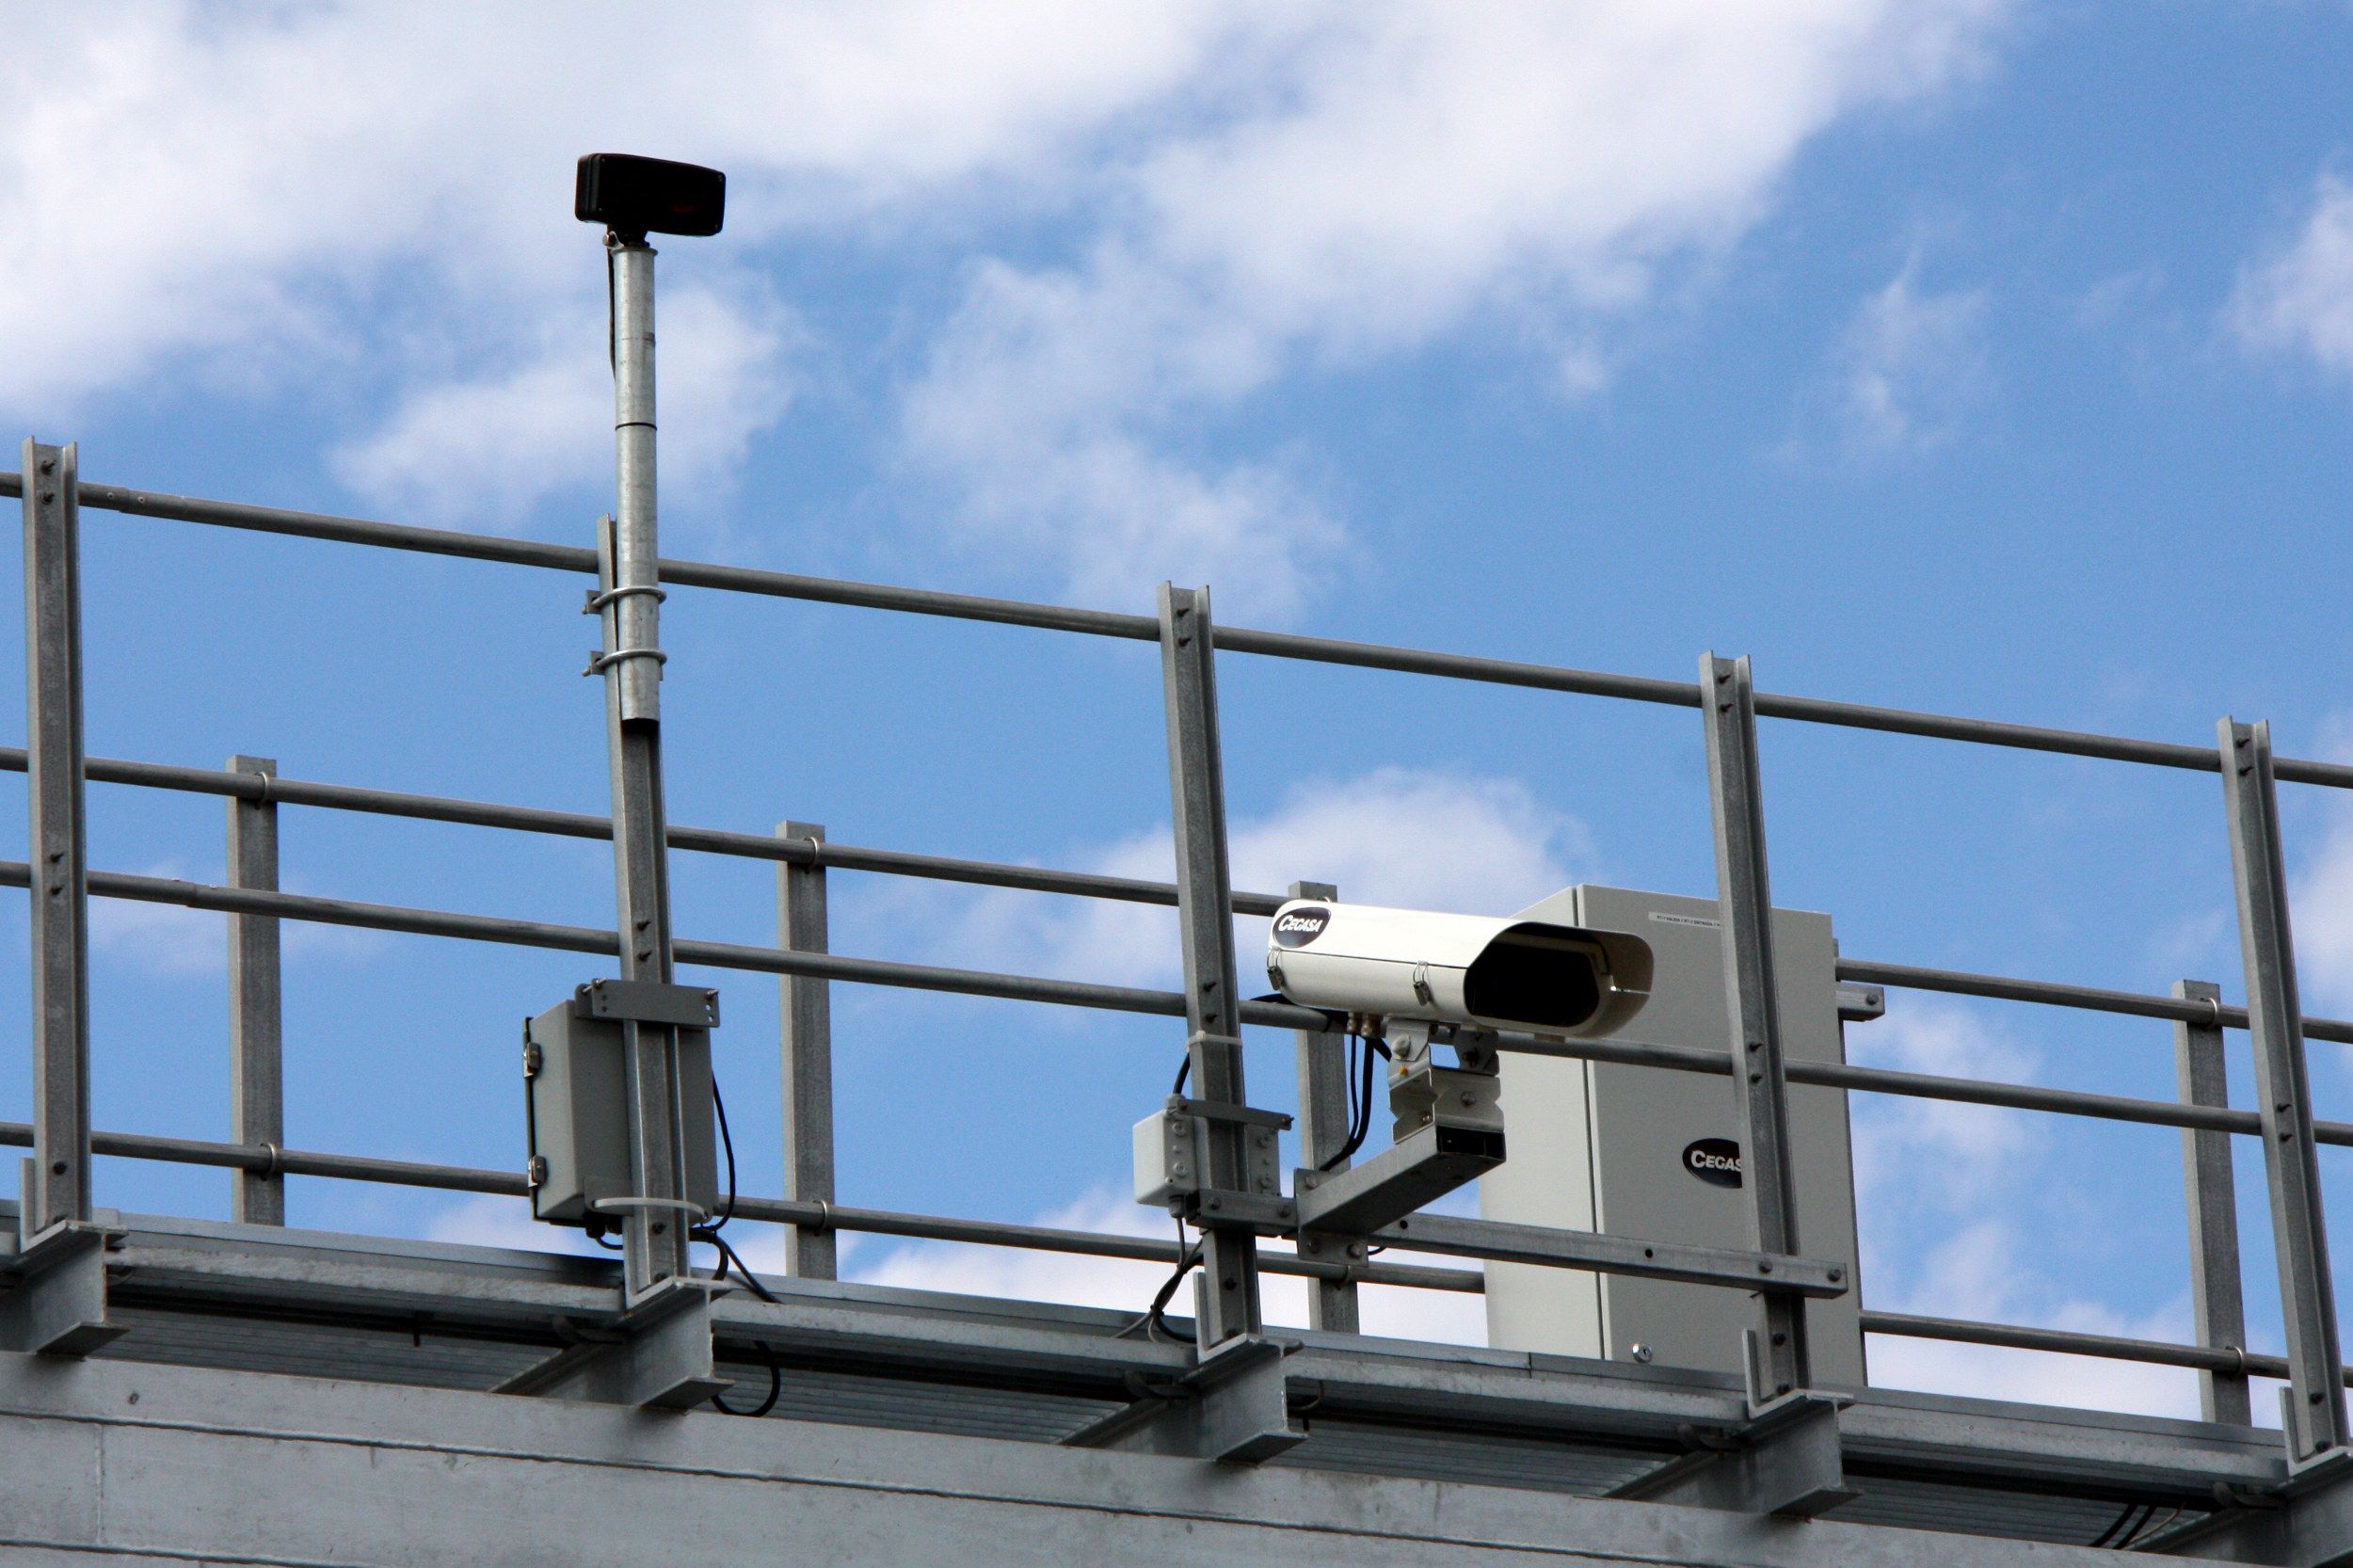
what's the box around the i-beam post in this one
[1289,878,1360,1332]
[21,438,90,1241]
[1699,652,1811,1400]
[2172,977,2250,1426]
[777,819,836,1279]
[1158,584,1262,1350]
[2219,717,2345,1464]
[227,755,284,1225]
[599,237,693,1303]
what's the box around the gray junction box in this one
[524,985,720,1228]
[1480,885,1867,1386]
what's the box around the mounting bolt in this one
[1629,1343,1654,1364]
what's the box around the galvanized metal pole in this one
[1699,652,1810,1400]
[2172,978,2250,1425]
[2219,717,2345,1463]
[1159,584,1261,1349]
[1289,879,1360,1333]
[598,238,692,1301]
[21,439,90,1240]
[226,755,283,1225]
[777,818,836,1279]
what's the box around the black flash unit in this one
[574,153,727,240]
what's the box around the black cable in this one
[1319,1029,1379,1171]
[1147,1215,1201,1344]
[2089,1499,2149,1550]
[1172,1054,1190,1096]
[1120,1214,1202,1342]
[689,1070,780,1417]
[706,1076,741,1233]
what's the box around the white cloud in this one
[1846,997,2038,1208]
[1865,1221,2200,1418]
[1822,259,1990,453]
[89,860,384,980]
[2231,171,2353,380]
[331,283,799,527]
[426,1192,601,1256]
[878,765,1591,991]
[7,3,2009,608]
[906,2,2009,610]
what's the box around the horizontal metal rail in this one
[0,747,1288,917]
[1505,1029,2353,1147]
[10,470,2353,789]
[1861,1308,2353,1389]
[0,1120,1479,1292]
[15,860,2353,1144]
[24,1103,2336,1382]
[0,858,1328,1027]
[14,744,2353,1045]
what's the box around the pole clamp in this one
[586,1196,711,1223]
[584,584,667,615]
[584,647,668,678]
[257,1141,282,1178]
[798,1199,832,1235]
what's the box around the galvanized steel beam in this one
[1699,652,1812,1401]
[20,440,90,1243]
[2176,977,2252,1426]
[2221,717,2345,1469]
[0,1346,2242,1567]
[1157,584,1262,1352]
[776,819,836,1279]
[225,754,283,1226]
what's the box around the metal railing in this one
[4,456,2349,1442]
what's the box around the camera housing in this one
[1265,900,1652,1037]
[575,153,727,239]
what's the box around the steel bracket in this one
[1185,1190,1297,1234]
[1608,1331,1855,1517]
[493,1275,728,1411]
[2144,1440,2353,1565]
[0,1208,123,1357]
[575,978,719,1029]
[1293,1120,1504,1237]
[1060,1332,1305,1464]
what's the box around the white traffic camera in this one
[1263,900,1653,1037]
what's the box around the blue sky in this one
[5,3,2353,1413]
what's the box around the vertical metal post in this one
[2174,978,2251,1425]
[597,237,692,1301]
[1289,878,1359,1333]
[777,820,836,1280]
[1159,583,1261,1350]
[22,439,90,1240]
[1699,652,1810,1400]
[227,755,284,1226]
[2219,717,2345,1464]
